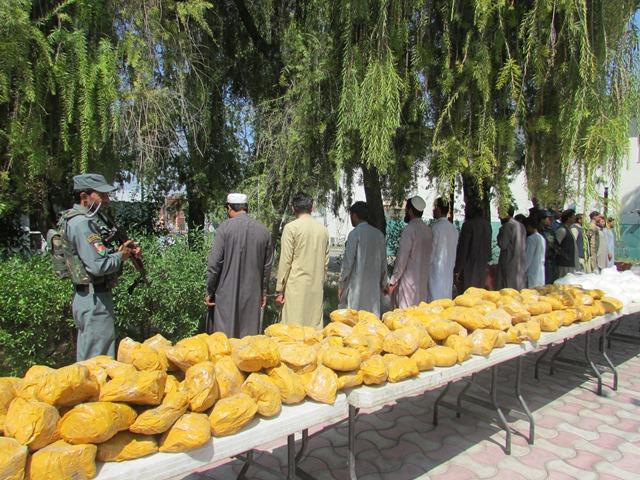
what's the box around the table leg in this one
[599,327,618,391]
[348,405,358,480]
[516,356,535,444]
[534,347,551,380]
[549,340,568,376]
[584,330,604,396]
[455,375,474,418]
[490,366,511,455]
[287,435,296,480]
[237,450,253,479]
[433,382,452,426]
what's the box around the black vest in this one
[556,225,576,267]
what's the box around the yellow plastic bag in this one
[0,437,27,480]
[358,355,388,385]
[425,319,462,342]
[5,397,59,451]
[425,346,458,367]
[444,335,473,363]
[205,332,232,361]
[410,349,435,371]
[277,342,317,372]
[142,334,174,371]
[59,402,137,444]
[382,328,419,356]
[494,331,508,348]
[265,323,306,342]
[209,393,258,436]
[500,288,520,297]
[130,391,189,435]
[601,296,623,312]
[442,306,490,331]
[329,309,359,326]
[23,364,99,408]
[525,301,553,316]
[468,329,499,356]
[164,374,182,394]
[166,334,210,372]
[342,334,371,358]
[76,356,126,389]
[158,413,210,453]
[321,346,362,371]
[118,337,168,371]
[498,300,531,324]
[322,322,353,338]
[484,309,513,330]
[506,321,541,343]
[405,325,436,349]
[100,370,166,405]
[383,355,419,382]
[214,356,246,398]
[96,431,157,462]
[16,365,55,400]
[351,318,390,338]
[454,294,481,308]
[231,336,280,372]
[28,440,96,480]
[299,365,338,404]
[430,298,455,308]
[184,361,219,412]
[480,290,502,303]
[267,364,306,404]
[241,373,282,417]
[0,377,19,434]
[336,370,363,390]
[534,313,562,332]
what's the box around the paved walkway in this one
[188,319,640,479]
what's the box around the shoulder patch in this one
[87,233,101,243]
[93,242,108,256]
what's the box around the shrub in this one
[0,234,209,376]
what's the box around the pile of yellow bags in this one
[0,284,623,479]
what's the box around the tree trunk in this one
[462,173,491,220]
[361,164,386,235]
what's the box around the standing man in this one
[429,197,459,301]
[338,201,387,317]
[605,217,616,268]
[555,209,578,278]
[538,210,559,284]
[276,192,329,329]
[205,193,273,337]
[570,213,585,271]
[524,217,546,288]
[64,174,137,361]
[586,211,601,273]
[496,205,527,290]
[386,196,433,308]
[596,215,610,271]
[454,205,492,292]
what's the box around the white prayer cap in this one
[408,195,426,212]
[226,193,247,204]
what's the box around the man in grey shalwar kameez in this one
[497,205,527,290]
[205,193,273,337]
[338,202,387,317]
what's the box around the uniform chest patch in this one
[93,241,108,256]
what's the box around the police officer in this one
[65,174,137,361]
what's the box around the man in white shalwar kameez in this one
[428,197,459,301]
[386,196,433,308]
[338,202,387,317]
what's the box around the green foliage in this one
[110,201,161,235]
[0,234,208,376]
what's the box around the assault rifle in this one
[97,211,149,294]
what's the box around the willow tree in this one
[0,0,119,234]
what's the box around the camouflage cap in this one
[73,174,117,193]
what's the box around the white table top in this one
[346,343,533,409]
[95,393,348,480]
